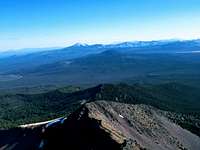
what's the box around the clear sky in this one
[1,0,200,51]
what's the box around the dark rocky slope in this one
[42,101,200,150]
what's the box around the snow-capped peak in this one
[72,43,89,47]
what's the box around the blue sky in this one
[1,0,200,51]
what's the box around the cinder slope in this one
[84,101,200,150]
[43,101,200,150]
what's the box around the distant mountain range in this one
[0,39,200,89]
[1,39,200,58]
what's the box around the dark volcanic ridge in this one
[41,101,200,150]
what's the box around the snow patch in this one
[119,114,124,118]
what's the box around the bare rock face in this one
[42,101,200,150]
